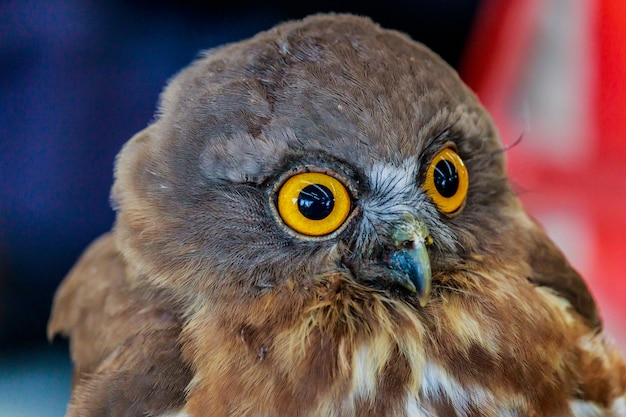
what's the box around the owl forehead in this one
[197,121,433,187]
[159,14,477,154]
[158,15,499,190]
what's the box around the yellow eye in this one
[423,148,469,214]
[276,172,351,236]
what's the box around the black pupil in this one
[433,159,459,198]
[298,184,334,220]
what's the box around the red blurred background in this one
[461,0,626,347]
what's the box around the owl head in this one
[110,14,595,330]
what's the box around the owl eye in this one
[423,147,469,214]
[276,172,352,236]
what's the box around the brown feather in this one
[526,221,602,330]
[49,233,192,416]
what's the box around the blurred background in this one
[0,0,624,415]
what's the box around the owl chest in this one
[181,342,600,417]
[181,341,502,417]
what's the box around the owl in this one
[49,14,626,417]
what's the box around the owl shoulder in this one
[48,232,191,416]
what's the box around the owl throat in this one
[278,273,434,416]
[182,273,473,417]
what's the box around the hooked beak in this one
[386,218,432,307]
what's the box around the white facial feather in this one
[357,160,457,255]
[363,161,421,222]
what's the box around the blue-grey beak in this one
[387,218,432,306]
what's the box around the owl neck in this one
[180,271,617,416]
[180,275,438,416]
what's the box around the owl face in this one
[266,143,472,305]
[112,16,515,309]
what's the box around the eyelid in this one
[271,165,360,200]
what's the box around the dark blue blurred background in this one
[0,1,478,414]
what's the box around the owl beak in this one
[387,218,432,307]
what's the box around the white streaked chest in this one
[414,361,525,417]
